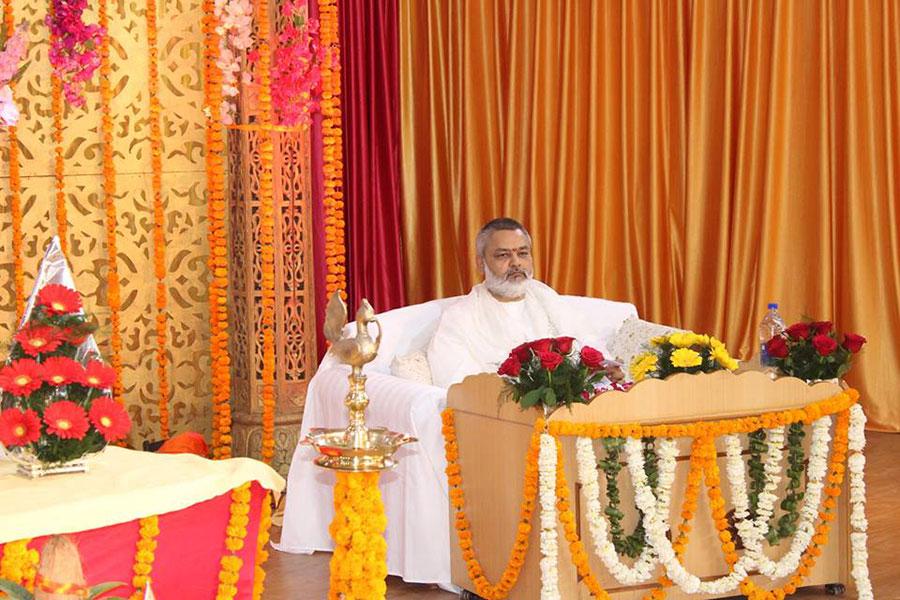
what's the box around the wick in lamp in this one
[303,293,416,472]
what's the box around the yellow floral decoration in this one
[129,516,160,600]
[328,472,388,600]
[0,539,39,591]
[216,482,252,600]
[252,492,274,600]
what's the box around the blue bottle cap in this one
[767,303,778,309]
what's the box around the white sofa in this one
[275,295,641,588]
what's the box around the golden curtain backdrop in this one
[400,0,900,430]
[0,0,212,442]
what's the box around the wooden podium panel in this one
[447,371,849,599]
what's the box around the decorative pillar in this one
[228,126,317,474]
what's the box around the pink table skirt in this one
[0,482,269,599]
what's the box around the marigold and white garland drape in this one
[446,389,874,599]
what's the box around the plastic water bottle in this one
[758,303,786,367]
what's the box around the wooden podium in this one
[447,371,849,599]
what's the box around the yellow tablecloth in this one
[0,447,285,543]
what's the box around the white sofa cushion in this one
[390,350,433,385]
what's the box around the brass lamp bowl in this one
[305,427,417,472]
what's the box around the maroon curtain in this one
[339,0,407,314]
[310,0,328,362]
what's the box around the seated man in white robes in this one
[428,217,616,388]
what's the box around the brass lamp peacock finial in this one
[304,292,415,472]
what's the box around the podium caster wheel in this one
[826,583,846,596]
[460,591,486,600]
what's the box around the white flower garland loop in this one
[538,432,561,600]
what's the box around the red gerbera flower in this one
[0,359,45,397]
[82,360,116,389]
[36,284,82,316]
[14,326,64,357]
[43,400,89,440]
[61,327,88,346]
[42,356,85,387]
[0,407,42,447]
[88,396,131,442]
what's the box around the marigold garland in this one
[441,409,538,599]
[128,515,159,600]
[739,409,850,600]
[255,0,276,465]
[3,0,23,320]
[0,538,39,590]
[317,0,345,299]
[216,482,252,600]
[144,0,169,438]
[96,0,123,408]
[203,0,231,458]
[48,14,66,256]
[252,492,273,600]
[328,472,388,600]
[547,389,857,440]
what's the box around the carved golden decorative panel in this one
[0,0,211,445]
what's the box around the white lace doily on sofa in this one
[607,316,681,369]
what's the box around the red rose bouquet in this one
[498,336,612,412]
[764,320,866,381]
[0,283,131,467]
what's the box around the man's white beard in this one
[483,265,533,299]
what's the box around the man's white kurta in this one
[428,279,608,388]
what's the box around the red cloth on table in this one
[1,482,267,599]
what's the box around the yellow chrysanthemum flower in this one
[650,335,669,346]
[692,333,711,347]
[630,352,658,381]
[670,347,703,368]
[712,344,739,371]
[668,332,697,348]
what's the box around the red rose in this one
[766,335,789,359]
[811,321,833,336]
[537,351,564,371]
[555,336,575,354]
[511,343,532,363]
[812,334,838,356]
[498,357,522,377]
[580,346,605,369]
[530,338,553,354]
[842,333,867,354]
[785,323,810,340]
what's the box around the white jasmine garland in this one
[574,437,678,585]
[848,404,873,600]
[538,432,561,600]
[625,438,748,594]
[726,418,831,580]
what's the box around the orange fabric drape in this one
[399,0,900,431]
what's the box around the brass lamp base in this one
[305,427,417,473]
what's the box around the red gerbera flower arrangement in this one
[88,396,131,442]
[14,325,64,357]
[765,319,866,381]
[37,283,83,315]
[1,278,129,466]
[0,407,41,447]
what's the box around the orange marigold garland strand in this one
[318,0,345,299]
[442,409,538,599]
[145,0,169,438]
[3,0,23,320]
[255,0,276,465]
[252,492,274,600]
[49,14,67,257]
[328,472,388,600]
[97,0,123,406]
[203,0,231,458]
[739,409,850,600]
[216,482,252,600]
[128,516,160,600]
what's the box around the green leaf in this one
[87,582,127,600]
[544,387,557,407]
[521,388,542,408]
[0,580,33,600]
